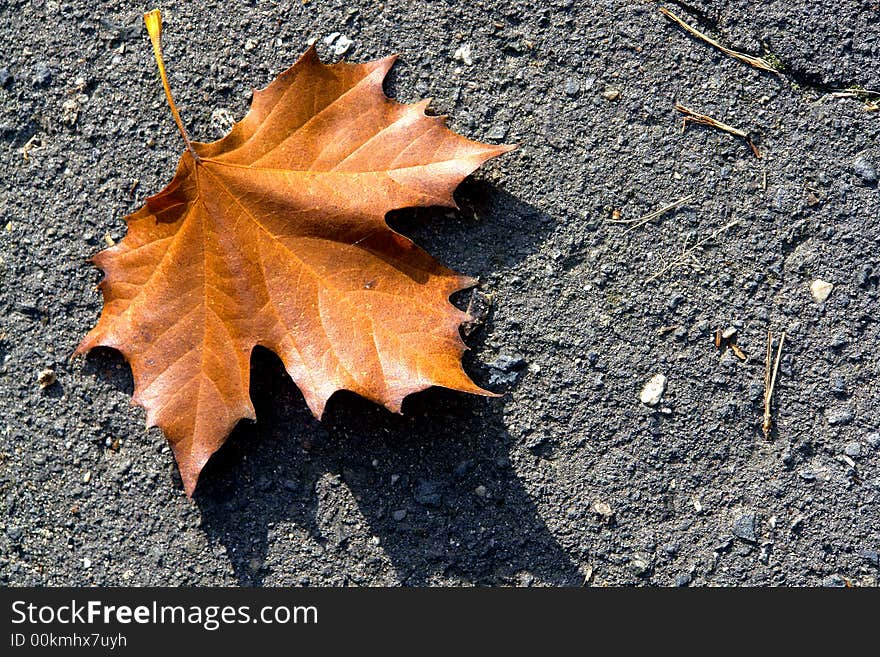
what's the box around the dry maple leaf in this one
[75,11,512,496]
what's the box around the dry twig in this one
[19,134,46,162]
[714,327,747,360]
[645,219,738,283]
[830,88,880,112]
[831,87,880,98]
[659,7,778,73]
[762,329,785,440]
[729,343,747,361]
[607,195,694,235]
[675,103,761,158]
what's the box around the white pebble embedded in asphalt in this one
[333,35,352,56]
[639,373,667,406]
[453,43,473,65]
[37,368,56,389]
[210,108,236,139]
[810,279,833,303]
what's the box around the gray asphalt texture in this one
[1,0,879,587]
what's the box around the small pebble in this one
[487,354,525,386]
[858,548,879,566]
[866,433,880,450]
[592,500,612,517]
[32,63,52,87]
[810,279,833,303]
[486,123,508,140]
[721,326,737,339]
[675,572,692,587]
[602,88,621,101]
[210,108,236,138]
[474,485,487,498]
[564,79,579,96]
[82,557,92,569]
[413,479,442,507]
[332,35,352,56]
[748,382,763,402]
[639,373,667,406]
[392,509,407,521]
[490,354,525,371]
[852,153,878,185]
[822,574,847,587]
[843,442,861,458]
[0,68,12,88]
[628,555,651,576]
[826,406,854,426]
[732,513,757,543]
[714,536,734,552]
[37,368,56,389]
[453,43,473,66]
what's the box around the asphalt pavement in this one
[1,0,878,586]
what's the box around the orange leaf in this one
[76,10,513,495]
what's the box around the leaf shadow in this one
[387,177,554,277]
[196,347,581,586]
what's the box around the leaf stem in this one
[144,10,200,162]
